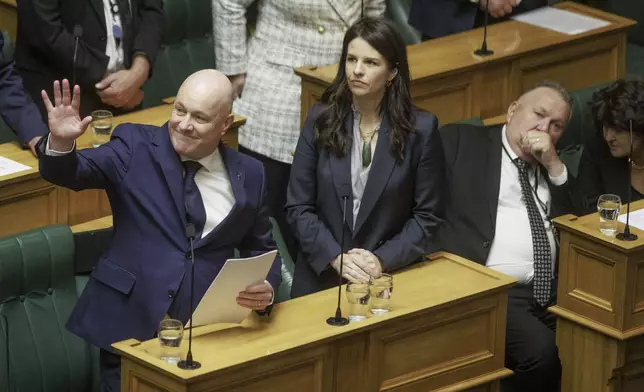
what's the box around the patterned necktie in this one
[515,159,552,306]
[183,161,206,239]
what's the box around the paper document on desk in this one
[0,156,31,176]
[511,7,610,35]
[187,250,278,328]
[618,209,644,231]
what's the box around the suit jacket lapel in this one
[89,0,107,30]
[486,126,503,232]
[353,117,396,237]
[327,0,353,26]
[152,123,186,230]
[196,144,246,248]
[329,116,354,231]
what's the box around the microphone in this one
[72,25,83,88]
[177,223,202,369]
[327,184,351,327]
[617,107,638,241]
[474,0,494,56]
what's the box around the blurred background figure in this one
[14,0,165,118]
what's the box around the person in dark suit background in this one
[573,79,644,215]
[15,0,164,119]
[286,18,445,298]
[439,81,573,392]
[0,32,47,154]
[37,70,281,391]
[408,0,547,40]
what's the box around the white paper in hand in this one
[187,250,278,328]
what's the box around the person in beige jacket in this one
[213,0,386,260]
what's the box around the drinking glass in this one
[91,110,113,147]
[346,282,370,322]
[597,194,621,236]
[158,319,183,364]
[369,273,393,315]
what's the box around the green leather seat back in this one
[556,81,613,178]
[142,0,216,108]
[0,225,95,392]
[270,217,294,304]
[0,30,18,145]
[608,0,644,45]
[385,0,422,45]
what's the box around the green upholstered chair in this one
[0,225,100,392]
[608,0,644,46]
[385,0,422,45]
[269,217,295,304]
[554,81,613,178]
[141,0,216,108]
[0,30,18,145]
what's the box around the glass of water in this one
[597,194,621,236]
[346,282,370,322]
[91,110,113,147]
[369,273,393,315]
[158,319,183,364]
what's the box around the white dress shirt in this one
[102,0,128,72]
[180,151,235,239]
[485,126,567,283]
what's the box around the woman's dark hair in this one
[590,79,644,136]
[314,17,414,161]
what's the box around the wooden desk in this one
[553,201,644,392]
[0,0,16,40]
[296,2,635,127]
[114,252,516,392]
[0,105,244,237]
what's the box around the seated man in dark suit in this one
[439,80,573,392]
[0,32,47,154]
[37,70,281,392]
[409,0,547,40]
[15,0,164,118]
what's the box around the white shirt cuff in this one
[264,279,275,306]
[548,164,568,186]
[45,134,75,156]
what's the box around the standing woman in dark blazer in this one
[286,18,446,298]
[573,79,644,215]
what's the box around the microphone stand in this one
[474,0,494,56]
[327,195,350,326]
[617,117,638,241]
[177,223,202,369]
[72,25,83,88]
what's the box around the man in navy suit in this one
[37,70,281,391]
[0,32,47,154]
[409,0,547,40]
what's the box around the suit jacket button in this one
[483,241,490,249]
[99,35,106,42]
[317,25,325,34]
[185,252,191,259]
[168,289,175,298]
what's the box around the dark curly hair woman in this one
[573,79,644,215]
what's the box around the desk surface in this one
[113,252,516,381]
[296,2,635,84]
[554,199,644,252]
[0,105,245,187]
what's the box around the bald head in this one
[177,69,234,115]
[168,69,236,159]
